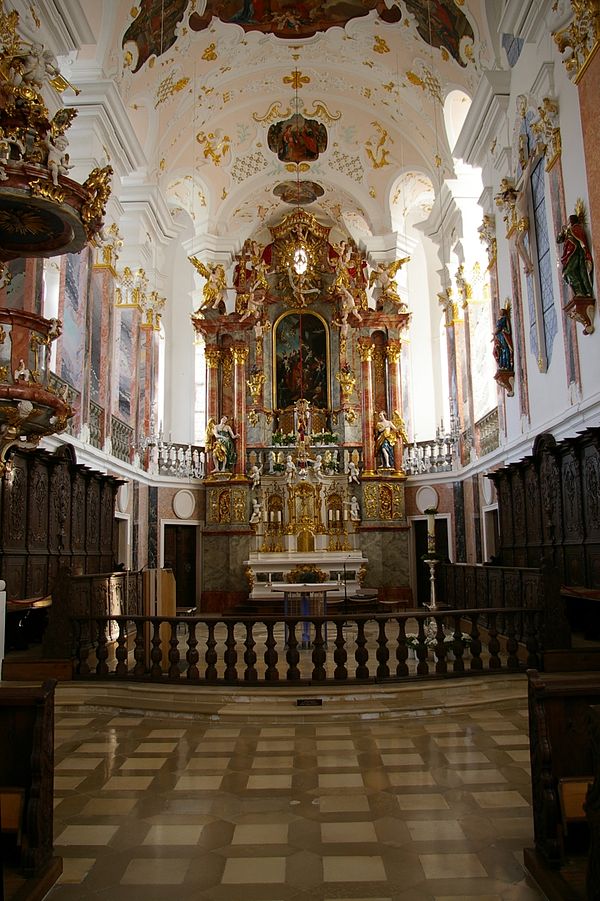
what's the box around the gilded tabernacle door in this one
[273,310,330,411]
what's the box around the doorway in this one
[163,524,198,608]
[413,517,450,607]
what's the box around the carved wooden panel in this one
[524,464,542,548]
[496,472,513,559]
[2,556,26,599]
[511,468,526,547]
[71,471,86,554]
[27,459,49,552]
[27,555,48,597]
[99,480,117,558]
[2,456,27,551]
[48,460,71,556]
[581,440,600,539]
[86,476,100,555]
[561,445,583,542]
[539,446,563,546]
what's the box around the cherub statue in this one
[250,498,262,525]
[350,496,361,522]
[45,133,73,185]
[14,358,31,382]
[368,258,410,309]
[312,454,324,483]
[9,41,60,89]
[189,258,229,312]
[249,462,262,489]
[347,461,360,485]
[285,454,296,486]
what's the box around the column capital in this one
[205,345,222,368]
[231,342,249,365]
[357,336,374,362]
[386,339,402,364]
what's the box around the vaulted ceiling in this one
[77,1,500,245]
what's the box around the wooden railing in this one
[72,607,541,685]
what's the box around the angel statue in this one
[375,410,408,470]
[205,416,238,472]
[369,258,410,309]
[189,258,228,312]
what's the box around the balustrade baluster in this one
[395,619,409,677]
[433,616,448,675]
[376,618,390,679]
[186,621,199,680]
[96,619,109,675]
[355,620,369,679]
[244,621,258,682]
[264,622,279,681]
[450,615,465,673]
[488,613,501,669]
[115,619,128,676]
[468,615,483,671]
[150,620,163,679]
[416,619,429,676]
[205,622,218,682]
[286,621,300,680]
[168,620,181,680]
[333,620,347,680]
[311,620,327,681]
[133,619,146,676]
[505,616,519,670]
[224,622,238,682]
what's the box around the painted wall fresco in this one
[60,251,88,391]
[90,277,103,403]
[118,311,134,420]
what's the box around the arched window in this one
[520,113,556,371]
[193,336,207,445]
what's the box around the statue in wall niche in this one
[206,416,239,472]
[492,306,514,372]
[557,205,594,300]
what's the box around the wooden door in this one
[163,524,197,608]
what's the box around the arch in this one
[443,89,472,152]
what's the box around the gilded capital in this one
[231,343,249,365]
[205,346,221,368]
[553,0,600,84]
[386,339,402,364]
[357,337,374,362]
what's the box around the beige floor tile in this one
[147,729,186,738]
[56,857,96,883]
[424,724,465,734]
[490,734,529,746]
[420,851,487,879]
[318,773,365,788]
[174,774,223,790]
[506,750,531,762]
[106,717,143,726]
[247,774,292,789]
[135,742,177,753]
[323,855,387,882]
[316,740,356,750]
[317,753,359,768]
[434,736,475,747]
[317,796,370,813]
[259,727,296,737]
[468,710,504,719]
[374,738,416,749]
[231,824,289,844]
[389,771,436,786]
[56,758,103,770]
[121,858,190,884]
[56,717,94,726]
[221,856,287,883]
[56,825,118,846]
[76,742,117,753]
[256,740,295,751]
[443,751,490,764]
[321,822,378,843]
[54,776,86,790]
[454,769,507,783]
[252,755,294,768]
[472,790,529,808]
[80,798,137,815]
[407,820,466,841]
[314,726,352,736]
[396,794,449,810]
[186,756,230,770]
[380,753,424,766]
[143,824,204,845]
[102,776,154,791]
[434,896,500,901]
[119,757,166,770]
[195,740,237,752]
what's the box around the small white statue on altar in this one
[249,462,262,489]
[348,461,360,485]
[14,358,31,382]
[312,454,324,483]
[250,498,262,524]
[285,454,296,486]
[350,496,361,521]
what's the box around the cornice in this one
[454,71,511,170]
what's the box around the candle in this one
[336,510,340,521]
[328,509,333,521]
[277,511,282,523]
[343,509,348,521]
[426,513,435,537]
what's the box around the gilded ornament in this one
[357,336,374,362]
[247,368,266,403]
[81,166,113,239]
[365,121,392,169]
[363,485,378,519]
[205,346,221,368]
[386,339,402,364]
[373,35,390,53]
[222,353,233,388]
[531,97,562,170]
[196,131,231,166]
[553,1,600,83]
[253,102,293,125]
[231,343,249,365]
[478,215,497,270]
[283,70,310,89]
[232,489,246,522]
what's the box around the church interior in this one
[0,1,599,899]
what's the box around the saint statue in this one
[206,416,238,472]
[375,411,407,470]
[492,307,514,371]
[557,210,594,299]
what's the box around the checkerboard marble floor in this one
[47,698,545,901]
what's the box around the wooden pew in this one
[524,668,600,900]
[0,680,62,900]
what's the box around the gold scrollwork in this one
[232,488,246,522]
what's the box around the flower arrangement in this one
[311,431,338,445]
[272,461,285,472]
[272,431,296,446]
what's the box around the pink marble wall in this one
[578,48,600,255]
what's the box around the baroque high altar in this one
[190,208,412,605]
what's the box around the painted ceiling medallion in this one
[268,114,327,165]
[190,1,400,39]
[273,180,324,205]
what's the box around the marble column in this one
[358,336,375,475]
[386,338,404,474]
[205,345,221,423]
[232,342,249,478]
